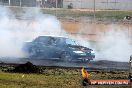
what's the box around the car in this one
[22,36,95,62]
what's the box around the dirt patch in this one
[61,20,132,41]
[11,62,42,73]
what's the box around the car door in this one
[37,37,63,59]
[38,37,60,59]
[49,38,64,58]
[45,37,62,59]
[34,36,51,59]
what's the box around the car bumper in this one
[72,54,95,61]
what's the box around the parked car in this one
[22,36,95,62]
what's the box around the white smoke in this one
[0,7,64,58]
[0,6,131,63]
[96,24,132,62]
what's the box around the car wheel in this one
[60,52,72,62]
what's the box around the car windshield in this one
[66,39,78,45]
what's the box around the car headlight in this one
[73,51,84,54]
[91,51,95,54]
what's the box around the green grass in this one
[0,67,131,88]
[0,71,82,88]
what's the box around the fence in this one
[0,0,132,10]
[63,0,132,10]
[0,0,63,8]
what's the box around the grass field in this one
[0,66,131,88]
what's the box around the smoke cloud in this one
[96,24,132,62]
[0,7,64,58]
[0,6,131,63]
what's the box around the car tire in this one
[60,52,72,62]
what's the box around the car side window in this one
[33,36,64,46]
[56,38,65,46]
[47,37,57,46]
[33,37,51,45]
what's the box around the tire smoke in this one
[0,7,64,58]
